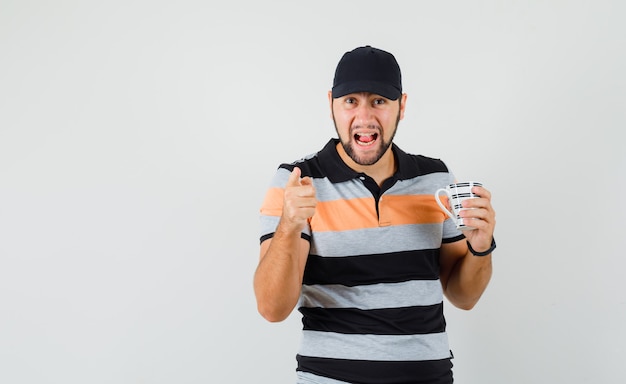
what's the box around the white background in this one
[1,1,624,383]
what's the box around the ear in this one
[399,93,408,120]
[328,91,334,119]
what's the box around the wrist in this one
[467,237,496,257]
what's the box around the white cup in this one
[435,182,482,230]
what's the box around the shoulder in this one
[276,139,340,179]
[410,154,449,174]
[277,152,324,178]
[393,144,451,178]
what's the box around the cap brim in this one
[332,80,401,100]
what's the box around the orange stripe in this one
[259,187,284,216]
[261,190,449,232]
[311,197,379,232]
[311,195,448,232]
[379,194,447,227]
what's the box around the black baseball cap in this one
[331,45,402,100]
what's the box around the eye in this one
[345,97,356,104]
[373,98,386,105]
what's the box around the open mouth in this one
[355,132,378,146]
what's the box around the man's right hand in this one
[281,167,317,232]
[254,166,315,322]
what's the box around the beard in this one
[333,110,401,166]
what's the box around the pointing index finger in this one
[286,167,302,187]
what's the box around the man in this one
[254,45,496,384]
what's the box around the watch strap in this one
[467,237,496,257]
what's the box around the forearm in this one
[444,251,493,310]
[253,223,307,322]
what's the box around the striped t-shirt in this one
[259,139,464,384]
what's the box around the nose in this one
[354,103,375,127]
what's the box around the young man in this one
[254,45,496,384]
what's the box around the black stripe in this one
[452,182,481,188]
[303,249,440,286]
[442,234,464,244]
[259,232,311,245]
[297,355,453,384]
[299,303,446,335]
[450,192,473,199]
[259,233,272,244]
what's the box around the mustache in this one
[350,124,381,132]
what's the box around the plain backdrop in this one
[1,1,624,383]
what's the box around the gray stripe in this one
[386,172,457,196]
[260,214,311,239]
[442,217,462,239]
[299,280,443,309]
[268,169,457,202]
[267,167,289,188]
[299,330,451,361]
[312,172,457,202]
[310,223,443,257]
[314,178,371,201]
[259,215,280,238]
[318,172,458,202]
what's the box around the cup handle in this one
[435,189,455,220]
